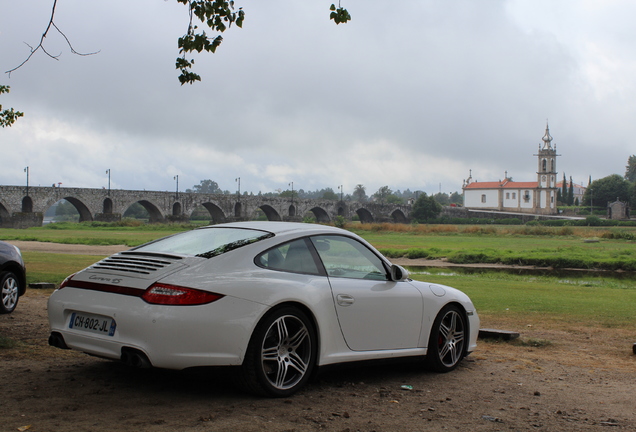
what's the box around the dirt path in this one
[1,291,635,431]
[2,242,636,431]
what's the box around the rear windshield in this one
[132,227,273,258]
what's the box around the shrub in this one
[333,216,346,228]
[405,248,430,259]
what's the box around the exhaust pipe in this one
[48,332,70,350]
[121,348,151,369]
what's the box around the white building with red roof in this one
[462,125,559,215]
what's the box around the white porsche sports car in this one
[48,222,479,397]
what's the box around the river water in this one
[404,266,636,281]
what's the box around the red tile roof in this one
[464,180,538,189]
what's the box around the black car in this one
[0,241,26,314]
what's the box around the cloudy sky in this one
[1,0,634,198]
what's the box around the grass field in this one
[0,223,190,247]
[409,270,636,328]
[351,225,636,270]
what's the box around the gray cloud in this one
[1,0,633,197]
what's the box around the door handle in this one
[336,294,354,306]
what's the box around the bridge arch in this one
[355,208,374,223]
[22,196,33,213]
[0,202,10,224]
[136,200,164,223]
[234,202,242,218]
[391,209,408,223]
[308,207,330,223]
[289,205,296,217]
[103,198,113,214]
[172,202,182,216]
[201,202,227,224]
[62,197,93,222]
[259,205,281,221]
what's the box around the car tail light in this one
[141,283,224,306]
[58,273,77,289]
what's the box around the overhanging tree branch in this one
[0,86,24,128]
[6,1,349,84]
[5,0,99,78]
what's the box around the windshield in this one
[132,227,273,257]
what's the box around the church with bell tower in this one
[462,123,560,215]
[534,124,559,211]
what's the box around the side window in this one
[256,238,321,275]
[310,235,388,281]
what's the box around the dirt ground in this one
[1,242,636,431]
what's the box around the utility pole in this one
[24,166,29,196]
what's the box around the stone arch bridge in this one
[0,186,413,228]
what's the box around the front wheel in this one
[0,271,20,314]
[425,304,467,372]
[240,306,317,397]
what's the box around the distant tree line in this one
[185,180,463,208]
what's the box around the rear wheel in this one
[425,304,466,372]
[0,271,20,314]
[240,306,316,397]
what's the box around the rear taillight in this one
[58,273,77,290]
[141,283,224,306]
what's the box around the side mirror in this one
[390,264,409,282]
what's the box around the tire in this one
[240,306,317,397]
[425,304,467,372]
[0,271,20,314]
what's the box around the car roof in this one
[200,221,347,237]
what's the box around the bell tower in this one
[534,122,559,212]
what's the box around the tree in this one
[561,173,567,204]
[449,191,463,205]
[8,1,351,85]
[352,184,367,202]
[625,155,636,182]
[433,192,450,206]
[321,188,338,201]
[373,186,392,204]
[567,176,574,206]
[411,193,442,222]
[582,174,630,207]
[0,86,23,128]
[187,179,222,194]
[386,194,403,204]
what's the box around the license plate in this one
[69,312,116,336]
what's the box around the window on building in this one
[481,194,486,203]
[506,192,510,199]
[523,191,530,202]
[512,192,516,199]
